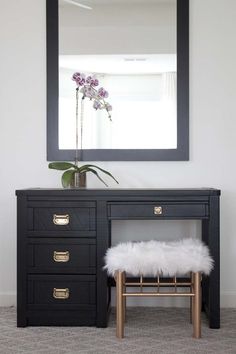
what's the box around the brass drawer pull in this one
[53,214,70,226]
[53,251,70,263]
[53,288,70,299]
[154,206,163,215]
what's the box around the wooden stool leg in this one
[116,271,124,338]
[190,272,194,324]
[122,272,126,322]
[193,272,201,339]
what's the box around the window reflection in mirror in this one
[58,0,177,151]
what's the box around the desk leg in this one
[96,201,110,328]
[202,196,220,329]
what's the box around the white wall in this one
[1,0,236,307]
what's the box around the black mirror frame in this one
[47,0,189,161]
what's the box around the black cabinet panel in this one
[27,309,96,326]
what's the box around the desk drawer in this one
[28,275,96,306]
[28,239,96,274]
[109,203,208,218]
[28,203,96,232]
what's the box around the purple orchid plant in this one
[48,71,118,188]
[72,72,112,120]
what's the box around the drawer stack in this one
[17,198,97,326]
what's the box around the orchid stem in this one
[75,88,79,166]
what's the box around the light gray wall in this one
[1,0,236,307]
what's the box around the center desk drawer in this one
[27,201,96,233]
[109,203,208,218]
[28,239,96,274]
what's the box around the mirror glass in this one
[58,0,177,151]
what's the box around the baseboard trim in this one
[1,291,236,308]
[0,292,16,306]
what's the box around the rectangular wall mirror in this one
[47,0,189,161]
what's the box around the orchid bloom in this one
[72,72,112,120]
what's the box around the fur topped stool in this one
[104,238,213,339]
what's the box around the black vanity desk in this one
[16,188,220,329]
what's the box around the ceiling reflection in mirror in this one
[59,0,176,150]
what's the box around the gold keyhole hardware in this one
[53,214,70,226]
[154,206,163,215]
[53,288,70,299]
[53,251,70,263]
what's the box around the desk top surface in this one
[16,188,221,196]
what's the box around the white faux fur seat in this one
[104,238,213,339]
[104,238,213,277]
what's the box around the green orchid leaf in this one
[85,167,109,187]
[79,164,119,184]
[61,170,75,188]
[48,162,76,171]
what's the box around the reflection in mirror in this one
[58,0,177,150]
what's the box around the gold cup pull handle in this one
[53,288,69,300]
[53,214,70,226]
[53,251,70,263]
[154,206,163,215]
